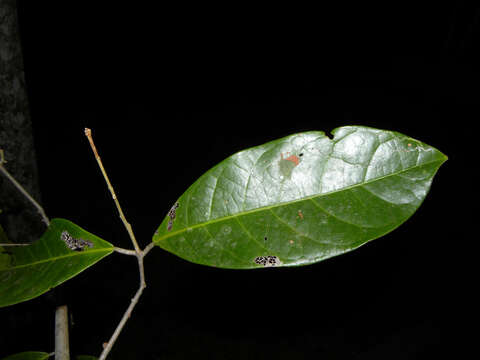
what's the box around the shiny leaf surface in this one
[0,218,113,307]
[153,126,447,269]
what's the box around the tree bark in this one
[0,0,44,243]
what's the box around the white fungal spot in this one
[167,202,179,231]
[222,226,232,235]
[254,255,282,267]
[61,231,93,251]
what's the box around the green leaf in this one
[0,218,113,307]
[153,126,447,269]
[75,356,98,360]
[1,352,51,360]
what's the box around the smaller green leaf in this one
[1,352,51,360]
[75,356,98,360]
[0,218,113,308]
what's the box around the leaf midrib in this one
[0,247,113,271]
[155,157,445,243]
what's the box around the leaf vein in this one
[156,158,444,243]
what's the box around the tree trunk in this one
[0,0,44,243]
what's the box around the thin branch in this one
[143,242,155,257]
[84,129,154,360]
[114,246,137,256]
[98,243,151,360]
[84,129,141,253]
[99,278,146,359]
[0,149,50,226]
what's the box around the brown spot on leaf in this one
[281,153,300,166]
[279,152,302,179]
[297,210,304,220]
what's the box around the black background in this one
[1,1,474,359]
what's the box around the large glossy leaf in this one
[0,352,50,360]
[153,126,447,269]
[0,218,113,307]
